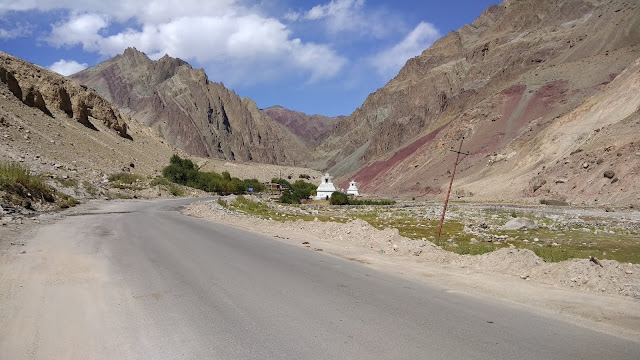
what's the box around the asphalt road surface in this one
[1,199,639,359]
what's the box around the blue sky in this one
[0,0,500,117]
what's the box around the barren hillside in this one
[0,52,321,198]
[0,51,179,179]
[318,0,640,206]
[262,105,341,146]
[72,48,310,166]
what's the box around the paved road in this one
[1,199,639,359]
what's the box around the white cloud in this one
[47,13,108,51]
[293,0,397,39]
[0,23,32,39]
[48,59,88,75]
[44,10,347,84]
[369,22,440,78]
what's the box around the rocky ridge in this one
[316,0,640,206]
[262,105,341,145]
[1,52,130,138]
[72,48,309,166]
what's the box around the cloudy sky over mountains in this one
[0,0,498,116]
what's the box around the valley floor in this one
[184,198,640,340]
[1,197,638,348]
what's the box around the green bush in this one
[330,191,349,205]
[276,178,316,204]
[271,177,292,190]
[160,155,264,195]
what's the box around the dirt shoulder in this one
[183,200,640,341]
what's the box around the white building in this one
[346,180,359,196]
[315,173,337,200]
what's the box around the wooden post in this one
[437,137,468,243]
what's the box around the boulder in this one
[503,217,538,230]
[532,178,546,192]
[603,170,615,179]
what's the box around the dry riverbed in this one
[183,196,640,340]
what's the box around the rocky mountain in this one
[72,48,309,166]
[317,0,640,206]
[262,105,341,145]
[0,51,321,204]
[0,51,182,178]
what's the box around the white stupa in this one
[315,173,336,200]
[346,180,359,196]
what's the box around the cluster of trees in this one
[272,177,317,204]
[162,155,265,194]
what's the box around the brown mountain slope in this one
[262,105,341,145]
[0,51,321,196]
[319,0,639,205]
[0,51,182,177]
[72,48,309,166]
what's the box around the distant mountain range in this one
[72,48,309,166]
[2,0,639,206]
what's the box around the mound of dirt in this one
[183,200,640,299]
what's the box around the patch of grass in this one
[151,176,184,196]
[217,199,227,208]
[54,176,79,188]
[167,183,184,196]
[0,162,55,203]
[108,172,145,185]
[231,196,273,217]
[56,191,79,208]
[348,198,396,206]
[217,198,640,264]
[82,181,99,196]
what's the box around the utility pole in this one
[437,137,469,243]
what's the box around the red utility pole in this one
[437,137,469,243]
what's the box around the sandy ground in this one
[183,199,640,341]
[1,198,638,351]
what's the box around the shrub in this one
[160,155,264,195]
[277,178,316,204]
[271,177,292,190]
[108,172,144,185]
[0,162,55,202]
[330,191,349,205]
[151,176,184,196]
[56,192,79,208]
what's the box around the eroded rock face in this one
[23,86,53,117]
[0,66,22,100]
[0,52,131,139]
[72,48,307,165]
[58,87,73,118]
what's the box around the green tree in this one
[330,191,349,205]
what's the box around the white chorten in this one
[346,180,359,196]
[315,173,336,200]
